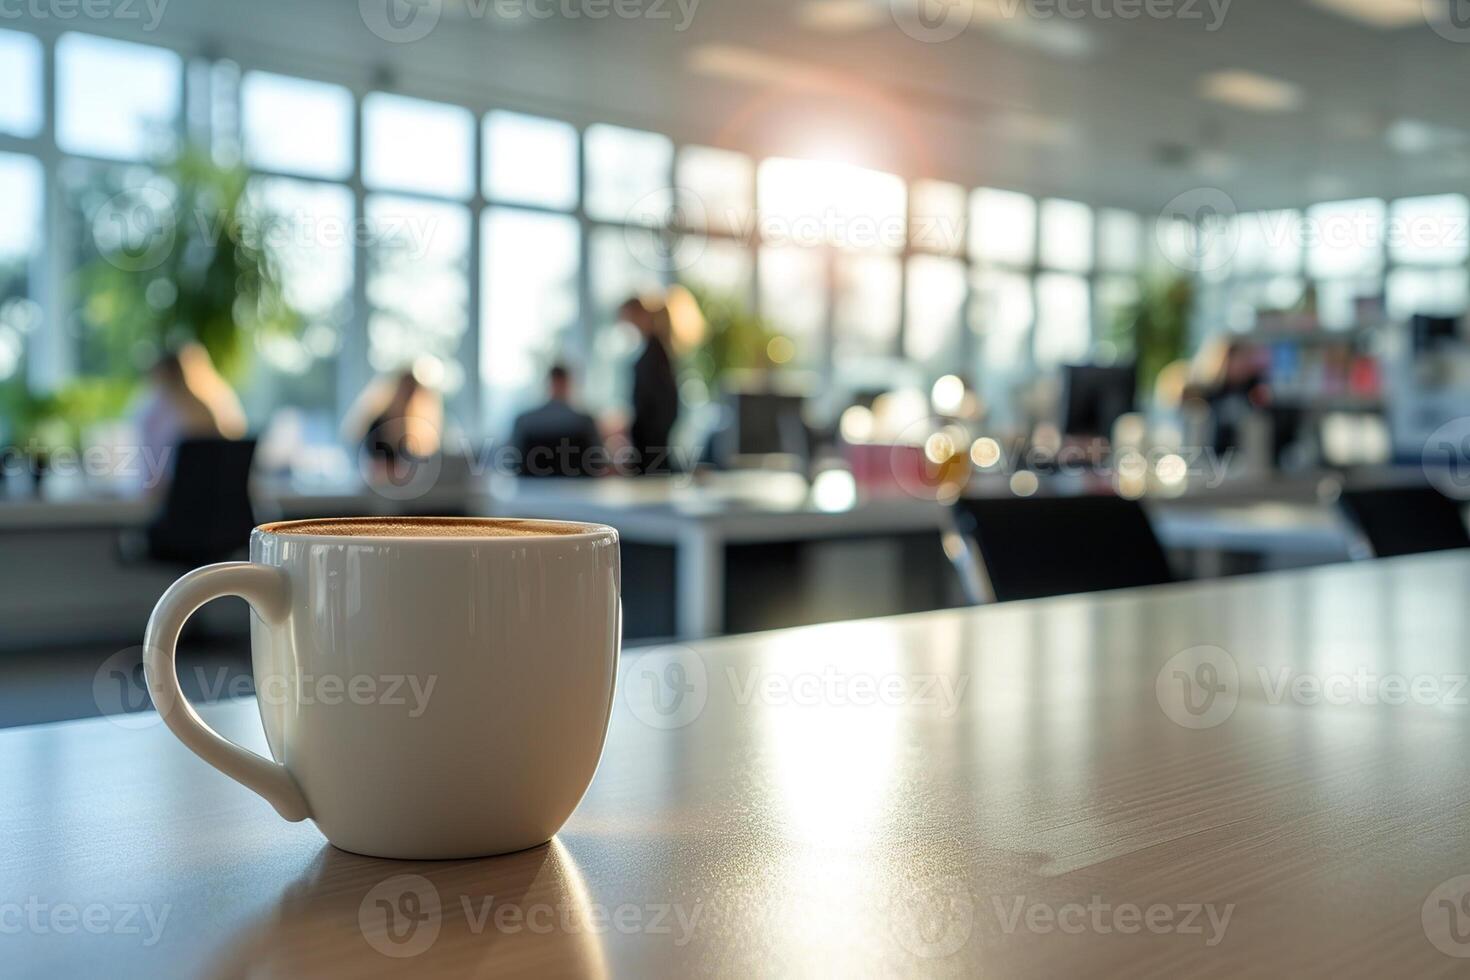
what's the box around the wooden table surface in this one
[8,553,1470,977]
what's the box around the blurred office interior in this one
[7,0,1470,724]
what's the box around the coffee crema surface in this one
[260,517,596,538]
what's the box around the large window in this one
[1094,208,1142,351]
[680,237,753,301]
[905,255,968,372]
[1390,194,1469,266]
[755,157,906,373]
[676,145,753,235]
[0,30,43,138]
[757,157,906,252]
[1034,272,1091,368]
[587,225,667,411]
[969,187,1038,400]
[910,180,967,256]
[1306,198,1385,280]
[585,124,673,224]
[970,188,1036,267]
[0,155,43,405]
[1039,199,1094,274]
[483,111,579,211]
[364,195,472,393]
[234,71,356,427]
[1097,209,1141,273]
[359,91,476,420]
[60,160,175,378]
[758,245,827,372]
[1386,195,1469,319]
[833,252,902,362]
[56,33,181,161]
[1193,210,1306,333]
[972,267,1034,418]
[1306,198,1385,329]
[11,25,1173,452]
[477,110,586,431]
[363,93,475,200]
[1197,191,1470,336]
[481,208,580,434]
[245,178,355,416]
[242,72,353,180]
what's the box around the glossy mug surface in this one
[143,517,621,859]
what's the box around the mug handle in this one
[143,562,312,822]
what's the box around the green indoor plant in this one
[73,143,300,382]
[2,144,300,467]
[1108,274,1194,397]
[680,283,787,391]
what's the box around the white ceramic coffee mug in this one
[142,517,620,859]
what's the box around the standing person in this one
[510,363,603,478]
[619,293,679,476]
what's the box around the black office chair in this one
[950,493,1174,603]
[512,433,603,478]
[143,438,259,565]
[1336,485,1470,559]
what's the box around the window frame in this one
[8,24,1162,440]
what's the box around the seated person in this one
[342,363,444,483]
[510,364,604,478]
[136,343,247,490]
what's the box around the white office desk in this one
[7,554,1470,977]
[490,473,1354,637]
[0,469,1354,646]
[488,472,953,638]
[0,476,472,650]
[0,474,472,532]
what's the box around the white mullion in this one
[33,32,71,393]
[462,123,484,438]
[343,92,370,431]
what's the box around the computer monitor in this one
[1411,314,1460,353]
[731,392,808,457]
[1061,364,1137,440]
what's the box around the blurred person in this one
[343,361,444,479]
[136,342,247,479]
[510,363,604,478]
[1186,339,1271,458]
[664,284,707,352]
[619,292,680,476]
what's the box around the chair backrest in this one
[513,431,601,478]
[1336,485,1470,558]
[950,493,1174,603]
[147,438,258,564]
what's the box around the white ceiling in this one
[47,0,1470,214]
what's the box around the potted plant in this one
[1108,274,1194,398]
[1,144,304,489]
[72,142,301,383]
